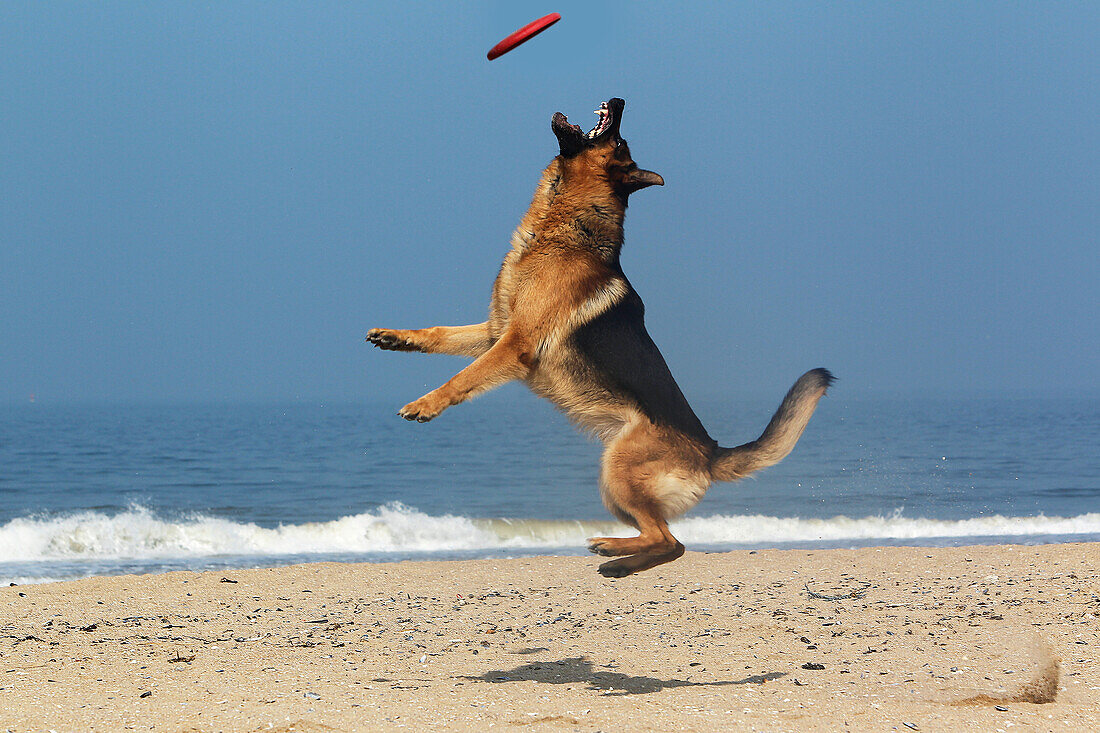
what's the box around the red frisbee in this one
[487,13,561,60]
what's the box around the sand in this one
[2,543,1098,732]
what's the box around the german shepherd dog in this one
[367,97,833,577]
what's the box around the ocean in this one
[2,392,1098,585]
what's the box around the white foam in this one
[672,510,1100,544]
[1,504,1098,564]
[0,504,495,561]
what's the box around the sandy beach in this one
[2,543,1098,732]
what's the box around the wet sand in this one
[2,543,1098,731]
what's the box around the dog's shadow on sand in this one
[462,656,786,696]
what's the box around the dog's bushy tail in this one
[709,368,835,482]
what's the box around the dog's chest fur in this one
[484,161,637,435]
[481,159,714,450]
[489,161,625,334]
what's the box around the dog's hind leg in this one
[597,542,686,578]
[586,503,679,559]
[366,323,492,358]
[586,424,691,577]
[589,515,685,578]
[587,492,685,578]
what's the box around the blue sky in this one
[2,2,1097,403]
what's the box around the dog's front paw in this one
[398,394,447,423]
[366,328,422,352]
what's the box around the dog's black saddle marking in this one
[571,282,714,446]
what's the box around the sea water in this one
[1,392,1098,584]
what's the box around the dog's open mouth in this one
[552,97,624,156]
[556,99,619,140]
[586,101,613,139]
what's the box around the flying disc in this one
[487,13,561,60]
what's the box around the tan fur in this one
[368,100,832,576]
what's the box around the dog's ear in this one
[622,168,664,192]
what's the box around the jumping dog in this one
[367,97,833,577]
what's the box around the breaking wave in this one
[2,503,1099,563]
